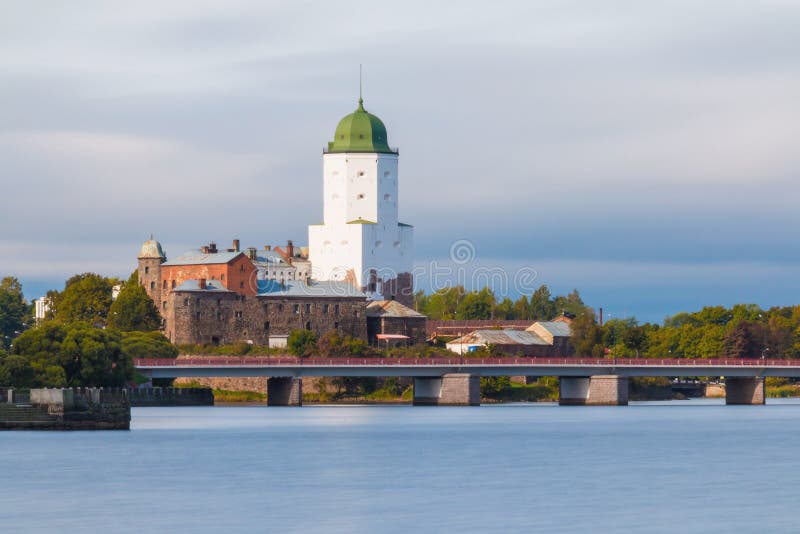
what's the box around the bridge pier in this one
[559,375,628,406]
[725,377,765,405]
[267,377,302,406]
[413,374,480,406]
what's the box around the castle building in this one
[135,97,426,347]
[308,98,414,306]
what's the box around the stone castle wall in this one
[164,291,367,345]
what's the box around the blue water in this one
[2,399,800,533]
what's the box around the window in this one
[235,311,243,319]
[323,304,329,314]
[217,312,223,321]
[196,311,201,320]
[151,281,155,290]
[334,304,340,315]
[144,266,149,274]
[384,194,391,201]
[278,303,284,312]
[162,301,167,310]
[293,304,300,314]
[240,281,244,289]
[183,298,189,306]
[264,321,270,331]
[304,303,311,313]
[305,321,311,330]
[217,299,221,306]
[334,321,339,330]
[354,310,360,318]
[171,280,176,289]
[162,280,167,289]
[240,264,245,272]
[220,274,225,281]
[358,171,365,176]
[263,303,269,313]
[357,193,365,200]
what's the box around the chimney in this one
[599,307,603,327]
[199,278,207,289]
[201,245,209,254]
[233,239,240,252]
[264,245,271,251]
[286,240,294,264]
[209,242,217,253]
[247,247,257,260]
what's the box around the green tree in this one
[457,288,495,320]
[287,329,318,357]
[52,273,114,327]
[494,298,515,319]
[570,311,604,358]
[513,295,530,320]
[480,376,511,397]
[530,285,556,320]
[553,289,588,317]
[11,322,132,387]
[108,271,161,331]
[120,331,178,360]
[421,286,465,320]
[722,320,763,359]
[0,277,29,349]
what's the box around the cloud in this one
[1,0,798,319]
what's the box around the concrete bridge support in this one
[725,377,765,405]
[413,374,480,406]
[267,377,302,406]
[559,375,629,406]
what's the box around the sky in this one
[1,1,798,323]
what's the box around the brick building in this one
[137,237,418,346]
[366,300,427,346]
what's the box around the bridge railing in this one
[134,357,800,368]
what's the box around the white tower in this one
[309,97,414,305]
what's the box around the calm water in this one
[3,399,800,533]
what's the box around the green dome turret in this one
[327,98,395,154]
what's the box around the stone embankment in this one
[129,387,214,407]
[0,387,130,430]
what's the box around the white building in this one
[34,296,52,322]
[308,97,414,305]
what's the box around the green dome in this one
[327,98,395,154]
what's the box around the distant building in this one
[366,300,427,346]
[34,297,52,322]
[446,321,573,357]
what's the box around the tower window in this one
[358,171,364,176]
[220,274,225,281]
[217,312,223,321]
[151,281,155,290]
[171,280,176,289]
[183,298,189,306]
[334,304,340,315]
[357,194,365,200]
[196,311,201,319]
[144,266,149,274]
[235,311,243,319]
[384,194,392,201]
[162,280,167,289]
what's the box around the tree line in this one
[571,304,800,359]
[413,285,588,321]
[0,272,176,388]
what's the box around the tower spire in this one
[358,64,364,109]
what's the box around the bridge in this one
[136,357,796,406]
